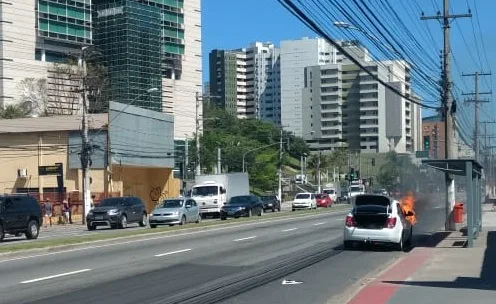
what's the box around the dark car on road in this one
[0,194,42,241]
[220,195,264,220]
[86,196,148,230]
[260,195,281,212]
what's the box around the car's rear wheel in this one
[405,227,413,246]
[150,224,157,228]
[395,235,404,251]
[180,215,186,226]
[259,208,263,216]
[0,224,4,242]
[344,241,353,250]
[25,220,40,239]
[221,216,227,220]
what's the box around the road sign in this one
[415,151,429,159]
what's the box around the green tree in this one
[307,154,331,180]
[0,104,27,119]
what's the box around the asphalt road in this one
[0,195,445,304]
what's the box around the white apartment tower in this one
[280,38,340,137]
[209,42,281,124]
[302,47,422,153]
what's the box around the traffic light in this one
[423,136,430,151]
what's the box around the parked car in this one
[343,194,413,251]
[315,193,332,208]
[220,195,264,220]
[292,193,317,211]
[0,194,42,241]
[86,196,147,230]
[149,198,201,228]
[260,195,281,212]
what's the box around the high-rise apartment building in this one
[209,42,281,124]
[280,38,340,137]
[302,51,422,154]
[0,0,201,138]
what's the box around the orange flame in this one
[400,191,418,225]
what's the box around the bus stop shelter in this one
[421,159,483,248]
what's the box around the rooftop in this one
[0,114,108,134]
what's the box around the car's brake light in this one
[386,217,397,228]
[345,215,356,227]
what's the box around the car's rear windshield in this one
[261,196,275,201]
[99,198,125,207]
[315,194,326,199]
[355,195,390,207]
[229,196,254,204]
[354,205,390,215]
[295,194,310,199]
[162,200,183,208]
[350,186,362,192]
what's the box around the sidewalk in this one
[348,203,496,304]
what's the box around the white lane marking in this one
[233,236,257,242]
[155,248,192,257]
[0,210,349,264]
[20,269,92,284]
[313,222,326,226]
[282,228,298,232]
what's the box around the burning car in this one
[343,194,415,251]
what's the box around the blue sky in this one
[201,0,496,142]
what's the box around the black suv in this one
[260,195,281,212]
[0,194,42,241]
[86,196,148,230]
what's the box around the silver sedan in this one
[149,198,201,228]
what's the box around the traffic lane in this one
[2,215,346,304]
[0,212,345,290]
[0,211,347,288]
[0,209,335,245]
[220,198,446,304]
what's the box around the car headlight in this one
[107,209,119,215]
[171,211,179,216]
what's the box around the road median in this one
[0,205,351,255]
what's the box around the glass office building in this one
[94,0,162,111]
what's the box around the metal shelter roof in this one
[421,159,483,176]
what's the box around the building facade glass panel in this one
[94,0,162,112]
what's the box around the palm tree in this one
[0,104,27,119]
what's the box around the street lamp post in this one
[333,21,411,65]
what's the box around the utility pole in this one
[278,128,283,202]
[195,92,201,176]
[80,47,91,224]
[421,0,471,231]
[317,143,322,194]
[217,146,222,174]
[462,71,492,162]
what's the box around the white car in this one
[343,194,414,251]
[292,193,317,211]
